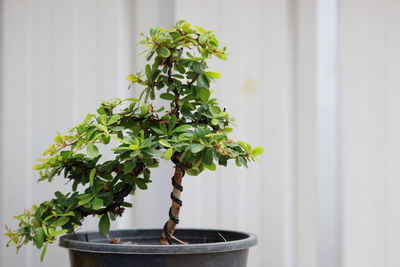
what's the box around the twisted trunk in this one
[160,153,186,244]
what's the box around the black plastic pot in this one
[59,229,257,267]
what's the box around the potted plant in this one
[5,20,263,267]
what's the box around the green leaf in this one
[89,168,96,186]
[159,139,172,147]
[204,71,221,79]
[135,178,148,190]
[164,148,174,160]
[169,115,177,131]
[211,118,219,125]
[157,47,171,58]
[189,144,205,153]
[121,202,133,208]
[78,195,93,206]
[107,115,120,125]
[145,64,152,79]
[150,27,159,37]
[95,124,109,134]
[127,74,137,82]
[124,159,137,172]
[34,228,44,249]
[251,147,264,156]
[193,62,204,73]
[40,242,48,262]
[160,123,168,135]
[182,22,191,33]
[150,126,164,135]
[202,149,213,165]
[172,124,191,133]
[204,163,216,171]
[54,136,63,143]
[198,33,208,44]
[92,198,104,210]
[160,93,175,100]
[198,88,210,102]
[99,114,107,125]
[48,228,68,237]
[52,217,69,227]
[238,141,252,152]
[99,213,110,236]
[87,143,100,158]
[197,73,210,89]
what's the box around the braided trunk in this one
[160,153,186,244]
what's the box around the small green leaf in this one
[157,47,171,58]
[95,124,109,134]
[124,159,137,172]
[48,228,68,237]
[204,71,221,79]
[54,136,63,143]
[160,123,168,135]
[211,118,219,125]
[135,178,148,190]
[121,202,133,208]
[150,126,164,135]
[204,163,216,171]
[92,198,104,210]
[40,242,48,262]
[99,213,110,236]
[189,144,205,153]
[198,88,210,102]
[169,115,177,131]
[251,147,264,156]
[164,148,174,160]
[150,27,159,37]
[160,93,175,100]
[197,73,210,89]
[107,115,120,125]
[182,22,191,33]
[34,228,44,249]
[99,114,107,125]
[52,217,69,227]
[202,149,213,165]
[193,62,204,73]
[87,143,100,158]
[159,139,172,147]
[78,195,93,206]
[172,125,192,133]
[198,33,208,44]
[145,64,152,79]
[89,168,96,186]
[127,74,137,82]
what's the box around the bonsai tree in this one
[5,20,263,260]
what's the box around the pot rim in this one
[59,228,257,255]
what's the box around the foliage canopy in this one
[5,20,263,260]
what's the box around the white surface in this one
[1,0,399,267]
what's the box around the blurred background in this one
[1,0,399,266]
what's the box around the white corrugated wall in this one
[1,1,400,267]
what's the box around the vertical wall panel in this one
[340,1,385,267]
[294,0,318,266]
[384,1,400,267]
[1,0,33,266]
[174,1,296,267]
[0,1,136,266]
[340,0,400,267]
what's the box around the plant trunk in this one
[160,154,186,244]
